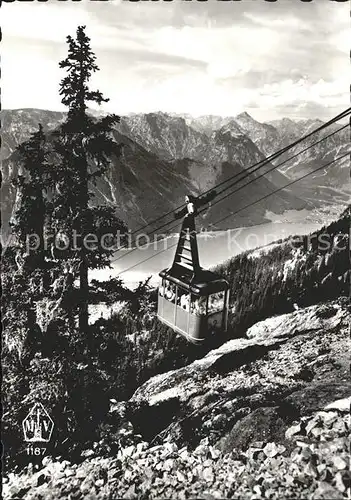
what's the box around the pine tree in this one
[11,124,51,271]
[3,125,53,367]
[55,26,126,336]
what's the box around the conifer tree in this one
[11,124,51,270]
[4,125,52,364]
[55,25,126,335]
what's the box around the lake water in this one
[91,220,323,289]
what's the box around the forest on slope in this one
[215,204,350,335]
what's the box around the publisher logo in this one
[22,403,54,443]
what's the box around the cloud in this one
[102,46,207,70]
[1,0,349,120]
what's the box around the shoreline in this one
[112,205,346,255]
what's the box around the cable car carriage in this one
[157,194,230,344]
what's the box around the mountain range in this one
[1,108,349,236]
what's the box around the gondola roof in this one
[160,265,229,296]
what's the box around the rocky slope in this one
[121,112,301,189]
[268,118,350,204]
[234,112,281,158]
[122,112,350,207]
[269,118,325,147]
[182,113,232,137]
[119,112,207,163]
[186,113,350,204]
[129,300,349,446]
[3,299,350,499]
[1,126,197,235]
[1,109,65,161]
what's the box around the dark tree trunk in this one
[79,255,89,334]
[79,149,89,336]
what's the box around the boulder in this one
[324,397,350,413]
[216,407,287,453]
[127,397,180,442]
[285,382,350,415]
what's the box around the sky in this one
[1,0,349,122]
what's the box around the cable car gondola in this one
[157,194,230,344]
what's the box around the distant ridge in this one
[1,108,348,238]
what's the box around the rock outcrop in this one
[129,300,349,447]
[3,397,349,499]
[3,300,349,499]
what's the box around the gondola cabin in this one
[157,194,229,343]
[158,268,229,343]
